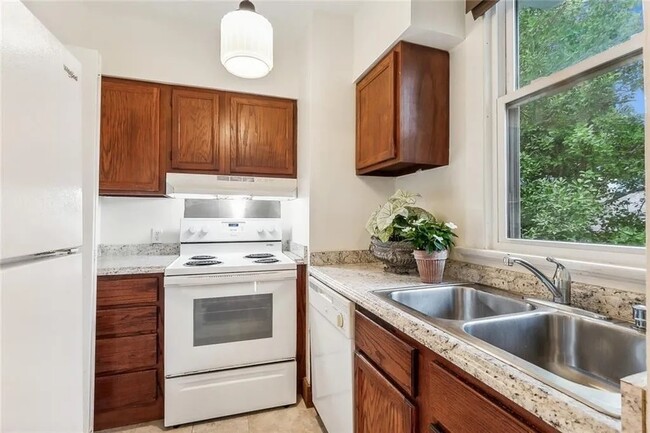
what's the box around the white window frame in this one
[476,0,646,286]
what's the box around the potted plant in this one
[366,190,433,274]
[400,218,458,283]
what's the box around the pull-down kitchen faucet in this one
[503,255,572,305]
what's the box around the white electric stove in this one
[164,218,297,427]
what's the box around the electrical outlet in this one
[151,228,163,243]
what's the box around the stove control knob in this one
[257,228,265,234]
[188,226,197,235]
[200,226,209,235]
[266,226,277,233]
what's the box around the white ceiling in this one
[54,0,365,27]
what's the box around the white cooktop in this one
[165,217,296,276]
[165,251,296,276]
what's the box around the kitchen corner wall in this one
[295,11,395,253]
[395,14,487,250]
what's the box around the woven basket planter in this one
[413,249,448,283]
[369,237,417,274]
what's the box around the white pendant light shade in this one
[220,1,273,79]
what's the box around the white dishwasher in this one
[309,276,355,433]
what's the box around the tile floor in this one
[100,399,325,433]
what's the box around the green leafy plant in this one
[399,218,458,254]
[366,190,433,242]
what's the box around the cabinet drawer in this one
[97,276,159,308]
[95,369,158,412]
[97,306,157,337]
[355,311,416,397]
[427,360,538,433]
[96,334,158,374]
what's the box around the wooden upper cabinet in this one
[356,41,450,176]
[228,94,297,178]
[356,53,397,170]
[171,88,223,172]
[100,78,169,196]
[99,78,298,196]
[355,352,416,433]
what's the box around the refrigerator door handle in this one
[34,247,79,258]
[0,247,80,266]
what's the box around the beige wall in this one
[396,15,486,250]
[25,1,303,98]
[303,11,395,252]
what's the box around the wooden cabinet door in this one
[356,52,397,170]
[100,78,168,196]
[171,88,222,172]
[425,359,541,433]
[355,352,416,433]
[229,94,296,177]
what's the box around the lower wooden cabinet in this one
[354,309,560,433]
[422,358,541,433]
[355,353,416,433]
[94,274,164,431]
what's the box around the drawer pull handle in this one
[430,423,444,433]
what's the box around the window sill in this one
[452,247,646,293]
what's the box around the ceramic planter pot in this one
[369,237,417,274]
[413,249,448,283]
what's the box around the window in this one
[500,0,645,250]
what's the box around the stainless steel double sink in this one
[373,284,646,418]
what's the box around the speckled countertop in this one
[310,262,623,433]
[97,255,178,276]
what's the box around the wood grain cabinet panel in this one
[96,306,157,338]
[97,276,159,308]
[99,78,169,196]
[228,94,297,177]
[356,41,449,176]
[171,88,222,172]
[356,53,396,170]
[355,311,416,397]
[96,334,158,374]
[355,353,416,433]
[425,359,540,433]
[95,369,158,412]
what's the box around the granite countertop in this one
[97,255,178,276]
[310,262,621,433]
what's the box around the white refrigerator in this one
[1,1,91,432]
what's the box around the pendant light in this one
[220,0,273,79]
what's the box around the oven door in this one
[164,270,297,377]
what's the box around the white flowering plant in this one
[399,218,458,253]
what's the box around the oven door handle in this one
[164,270,297,287]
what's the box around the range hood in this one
[165,173,297,200]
